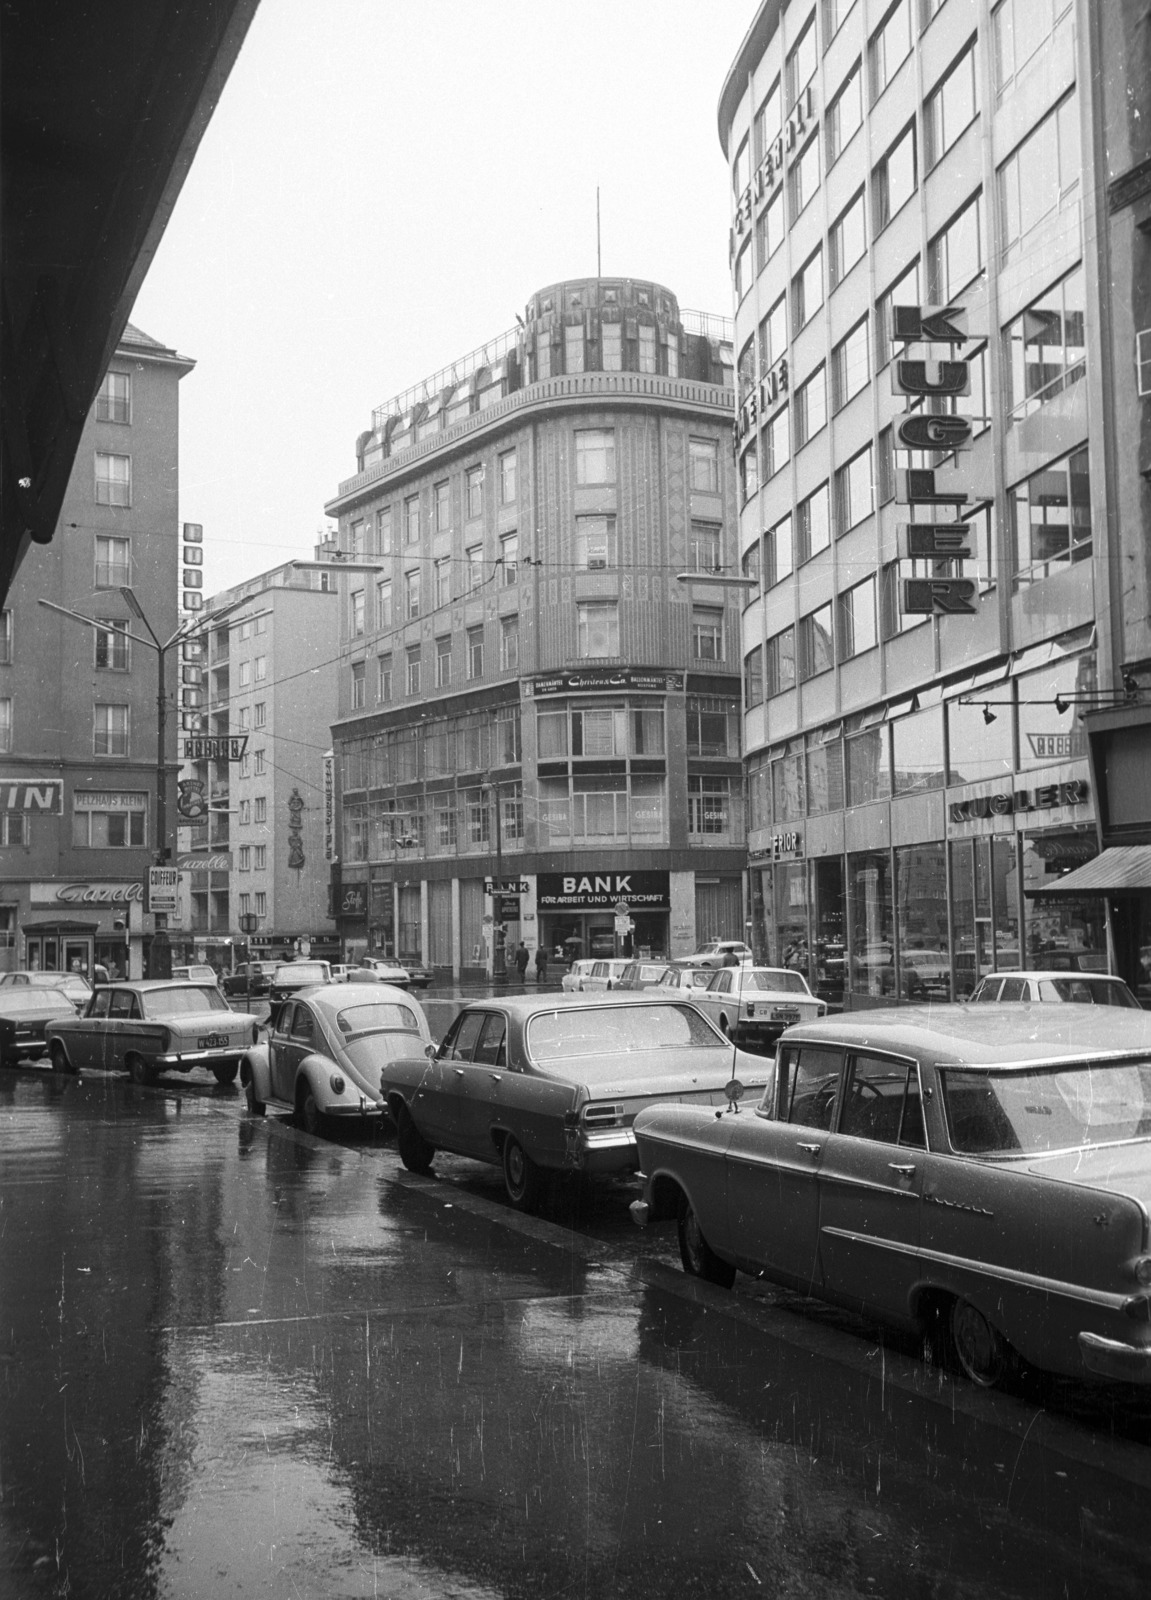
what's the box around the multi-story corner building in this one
[0,324,192,980]
[324,277,738,977]
[722,0,1136,1004]
[175,560,340,967]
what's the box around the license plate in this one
[770,1008,800,1023]
[197,1033,229,1049]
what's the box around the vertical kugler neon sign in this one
[890,304,986,618]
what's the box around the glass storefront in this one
[1022,827,1107,969]
[950,837,1021,998]
[847,850,894,999]
[895,842,949,999]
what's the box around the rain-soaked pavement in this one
[4,1066,1151,1600]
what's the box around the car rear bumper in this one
[568,1127,638,1172]
[157,1048,247,1069]
[1078,1331,1151,1383]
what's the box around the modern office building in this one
[324,276,738,977]
[0,324,193,979]
[174,560,340,967]
[722,0,1141,1003]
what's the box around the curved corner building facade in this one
[324,278,740,975]
[722,0,1150,1005]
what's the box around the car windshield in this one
[335,1001,420,1036]
[742,971,808,994]
[527,1002,719,1063]
[0,989,73,1013]
[145,986,230,1018]
[941,1059,1151,1154]
[275,963,328,983]
[1035,978,1139,1007]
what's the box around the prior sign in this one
[147,867,179,915]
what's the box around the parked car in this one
[657,963,718,995]
[900,950,952,998]
[399,957,433,989]
[221,961,276,998]
[0,987,78,1068]
[172,964,219,986]
[241,983,432,1134]
[329,964,351,983]
[631,1005,1151,1388]
[46,980,261,1084]
[969,971,1141,1007]
[692,966,827,1050]
[689,940,754,969]
[561,959,596,994]
[377,993,773,1212]
[579,958,631,992]
[359,956,411,987]
[0,970,93,1010]
[615,960,675,991]
[268,960,333,1004]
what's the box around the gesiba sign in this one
[891,302,988,620]
[949,779,1089,824]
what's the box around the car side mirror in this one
[724,1078,745,1114]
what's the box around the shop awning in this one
[1027,846,1151,896]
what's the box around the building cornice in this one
[325,371,735,518]
[717,0,783,160]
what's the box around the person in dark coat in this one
[536,945,549,982]
[514,942,529,978]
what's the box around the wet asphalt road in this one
[4,1062,1151,1600]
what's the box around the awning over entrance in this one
[1027,846,1151,896]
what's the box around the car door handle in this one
[489,1072,501,1084]
[454,1067,465,1077]
[796,1142,821,1156]
[888,1163,916,1177]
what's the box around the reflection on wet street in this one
[3,1069,1151,1598]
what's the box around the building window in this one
[238,661,251,689]
[873,122,916,232]
[789,132,820,221]
[998,92,1080,262]
[799,604,835,681]
[72,795,147,847]
[377,579,393,627]
[93,703,129,756]
[378,654,392,702]
[766,512,793,586]
[1004,266,1086,422]
[838,576,878,660]
[928,192,983,302]
[575,515,616,571]
[689,521,722,574]
[466,465,484,519]
[564,323,585,373]
[254,655,266,681]
[797,483,831,563]
[875,257,920,370]
[94,452,131,506]
[94,535,130,589]
[689,775,732,838]
[499,450,517,504]
[756,189,786,273]
[740,443,760,503]
[376,506,393,553]
[870,0,912,102]
[576,428,615,485]
[766,627,796,697]
[254,797,267,824]
[500,614,519,671]
[237,891,251,917]
[830,191,866,288]
[406,647,421,695]
[239,799,251,824]
[638,325,658,373]
[96,371,131,423]
[0,815,26,846]
[734,239,754,303]
[826,61,862,166]
[436,637,452,688]
[350,519,366,558]
[794,365,827,449]
[836,445,875,534]
[0,610,10,664]
[254,845,266,870]
[237,706,250,731]
[351,660,366,708]
[94,619,129,671]
[993,0,1072,94]
[351,590,365,636]
[499,531,518,584]
[405,569,420,618]
[254,701,266,728]
[467,625,484,680]
[925,40,979,170]
[404,494,420,544]
[434,556,451,609]
[689,437,720,493]
[577,601,619,658]
[786,13,818,106]
[601,321,623,371]
[434,480,450,533]
[0,698,10,752]
[831,317,870,412]
[238,845,251,871]
[755,77,782,159]
[764,405,790,479]
[254,892,267,917]
[466,545,484,592]
[742,539,762,592]
[793,247,823,334]
[692,607,724,662]
[745,645,764,707]
[759,295,788,371]
[254,749,266,776]
[1011,446,1091,585]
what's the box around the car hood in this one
[1019,1142,1151,1208]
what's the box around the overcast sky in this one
[130,0,752,596]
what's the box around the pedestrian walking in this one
[514,942,529,979]
[535,945,549,982]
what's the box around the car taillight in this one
[583,1102,625,1128]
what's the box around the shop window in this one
[1022,831,1106,971]
[891,704,944,794]
[848,849,894,996]
[896,842,950,1000]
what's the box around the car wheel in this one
[49,1041,72,1075]
[127,1053,156,1087]
[502,1136,544,1213]
[949,1297,1011,1388]
[244,1075,265,1116]
[212,1061,239,1086]
[299,1091,323,1138]
[678,1198,736,1289]
[396,1107,435,1174]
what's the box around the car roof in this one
[979,970,1128,984]
[453,992,705,1019]
[295,982,416,1009]
[782,1003,1151,1067]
